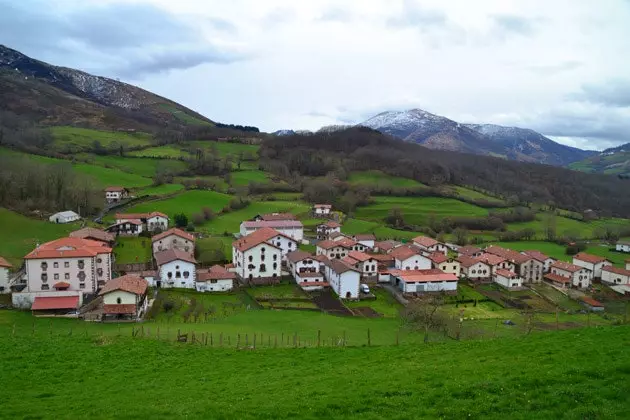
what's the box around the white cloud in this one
[2,0,630,149]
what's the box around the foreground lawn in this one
[0,321,628,419]
[0,208,79,266]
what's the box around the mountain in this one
[273,129,297,136]
[359,109,595,166]
[464,124,596,166]
[0,44,214,131]
[569,142,630,177]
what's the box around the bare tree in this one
[403,294,449,343]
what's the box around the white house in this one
[286,250,327,291]
[601,266,630,285]
[352,234,376,249]
[522,250,555,273]
[427,253,461,277]
[476,253,515,275]
[374,240,402,253]
[195,265,236,292]
[104,186,130,203]
[457,256,492,281]
[106,220,144,236]
[99,274,148,319]
[391,269,458,294]
[232,231,283,284]
[236,227,297,260]
[457,246,483,258]
[0,256,12,294]
[154,249,197,289]
[323,259,360,299]
[342,251,378,282]
[494,269,523,289]
[49,211,80,224]
[115,212,169,234]
[313,204,332,216]
[316,220,341,240]
[486,246,543,283]
[316,239,354,260]
[573,252,612,279]
[152,228,195,255]
[546,261,592,289]
[412,236,448,255]
[616,240,630,253]
[239,220,304,242]
[389,246,431,271]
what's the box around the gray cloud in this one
[0,1,245,78]
[491,14,538,36]
[572,80,630,107]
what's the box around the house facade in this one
[427,253,461,277]
[287,250,327,290]
[390,269,458,294]
[458,256,491,281]
[457,246,483,258]
[342,251,378,282]
[323,259,360,299]
[195,265,236,292]
[546,261,592,289]
[412,236,448,255]
[155,249,197,289]
[114,212,169,234]
[104,186,129,203]
[494,269,523,289]
[352,234,376,249]
[486,246,543,283]
[601,266,630,285]
[0,257,12,294]
[573,253,612,279]
[49,211,81,224]
[106,220,143,236]
[476,253,515,275]
[316,240,353,260]
[390,246,431,271]
[152,228,195,255]
[239,220,304,241]
[316,221,341,240]
[522,250,555,273]
[99,274,148,319]
[313,204,332,216]
[232,233,282,284]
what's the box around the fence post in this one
[68,327,72,337]
[274,335,278,348]
[317,330,321,347]
[245,334,249,348]
[157,326,160,340]
[343,330,346,347]
[177,329,181,342]
[293,333,297,348]
[12,323,15,337]
[141,325,144,337]
[237,334,241,349]
[228,335,231,347]
[253,334,257,350]
[210,333,213,346]
[268,335,270,348]
[132,327,135,337]
[32,321,35,335]
[219,332,223,347]
[367,328,371,346]
[281,333,284,346]
[396,331,399,346]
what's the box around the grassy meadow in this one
[347,170,425,188]
[113,237,153,264]
[122,190,233,221]
[50,126,153,152]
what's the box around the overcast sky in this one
[2,0,630,150]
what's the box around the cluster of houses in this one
[4,199,630,319]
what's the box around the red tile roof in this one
[522,250,552,263]
[99,275,148,296]
[476,253,507,266]
[485,246,529,264]
[154,249,197,266]
[389,246,420,261]
[602,265,630,277]
[574,252,609,265]
[196,265,237,282]
[369,253,394,262]
[69,227,115,243]
[233,228,287,252]
[286,250,313,263]
[428,252,448,264]
[545,273,571,284]
[104,186,127,192]
[413,236,439,248]
[314,204,332,209]
[258,213,297,221]
[31,295,79,310]
[313,254,330,263]
[457,256,490,269]
[375,240,401,252]
[551,260,583,273]
[328,259,360,274]
[458,246,481,256]
[393,269,458,283]
[298,272,324,279]
[322,220,341,228]
[495,269,519,279]
[103,304,137,314]
[580,296,604,307]
[25,237,112,260]
[53,282,71,289]
[347,251,372,262]
[317,239,352,250]
[151,228,195,243]
[241,220,303,229]
[0,256,12,268]
[354,234,376,241]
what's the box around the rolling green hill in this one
[569,144,630,176]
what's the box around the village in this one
[1,187,630,327]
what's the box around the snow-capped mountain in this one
[360,109,595,166]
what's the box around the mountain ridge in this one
[360,109,596,166]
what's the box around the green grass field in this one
[355,196,489,226]
[230,170,270,186]
[77,154,187,178]
[137,183,185,197]
[113,237,153,265]
[347,170,425,188]
[74,163,153,188]
[186,140,260,158]
[452,185,505,205]
[506,213,630,240]
[0,208,80,266]
[341,218,418,240]
[123,190,234,222]
[1,311,628,419]
[128,145,191,158]
[158,103,213,126]
[51,126,153,152]
[345,288,403,318]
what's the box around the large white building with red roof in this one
[390,269,458,294]
[239,220,304,241]
[601,265,630,285]
[545,260,592,289]
[389,246,431,271]
[286,250,328,290]
[232,228,284,284]
[573,252,612,279]
[195,265,236,292]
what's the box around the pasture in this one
[113,237,153,265]
[77,154,187,178]
[123,190,234,221]
[73,163,153,188]
[50,126,153,152]
[347,170,424,188]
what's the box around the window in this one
[273,263,277,270]
[183,271,190,279]
[79,283,85,289]
[167,272,173,279]
[54,273,59,280]
[78,260,84,269]
[260,264,267,272]
[116,297,122,304]
[249,256,253,262]
[97,258,102,263]
[64,273,70,280]
[210,279,218,284]
[261,247,266,253]
[78,271,86,281]
[53,262,59,268]
[472,270,476,274]
[176,271,181,278]
[64,262,70,268]
[176,265,180,270]
[261,254,266,261]
[41,284,49,290]
[41,273,48,282]
[273,254,278,261]
[41,262,48,270]
[97,268,103,276]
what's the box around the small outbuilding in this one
[195,266,236,292]
[49,211,81,224]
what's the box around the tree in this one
[192,212,205,226]
[385,207,405,228]
[544,213,557,241]
[403,295,449,343]
[453,228,469,246]
[174,213,188,228]
[202,206,215,221]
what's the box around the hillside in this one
[569,142,630,177]
[359,109,594,165]
[1,315,628,418]
[0,44,214,131]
